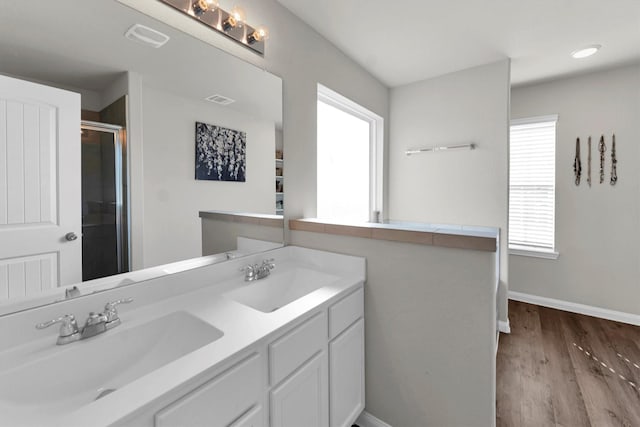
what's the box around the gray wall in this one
[201,218,284,256]
[291,230,497,427]
[120,0,390,264]
[136,0,392,222]
[510,63,640,317]
[388,60,511,322]
[141,83,276,268]
[123,2,502,424]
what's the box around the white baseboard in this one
[508,291,640,326]
[356,411,392,427]
[498,320,511,334]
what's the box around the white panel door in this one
[329,319,365,427]
[270,352,328,427]
[0,74,81,300]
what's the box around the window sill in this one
[509,247,559,260]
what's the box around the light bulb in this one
[231,6,246,26]
[192,0,211,16]
[248,26,269,44]
[223,6,246,31]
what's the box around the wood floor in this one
[497,300,640,427]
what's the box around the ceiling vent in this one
[205,94,236,105]
[124,24,170,48]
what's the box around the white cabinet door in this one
[329,319,365,427]
[0,74,81,299]
[270,352,328,427]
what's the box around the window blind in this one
[509,117,557,251]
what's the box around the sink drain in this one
[95,388,117,401]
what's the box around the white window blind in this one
[509,116,557,252]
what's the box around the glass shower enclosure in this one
[80,121,128,281]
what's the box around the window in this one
[509,115,558,258]
[317,84,383,222]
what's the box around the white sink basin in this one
[223,267,340,313]
[0,311,223,425]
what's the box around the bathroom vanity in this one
[0,247,365,427]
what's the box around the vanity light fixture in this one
[158,0,267,55]
[571,44,602,59]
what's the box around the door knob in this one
[65,232,78,241]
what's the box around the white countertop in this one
[0,246,365,427]
[293,217,499,239]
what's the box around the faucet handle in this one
[262,258,275,269]
[104,298,133,324]
[36,314,79,338]
[241,264,258,275]
[104,297,133,311]
[241,264,258,281]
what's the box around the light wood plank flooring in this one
[497,300,640,427]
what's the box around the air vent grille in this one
[124,24,170,48]
[205,94,236,105]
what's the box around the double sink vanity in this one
[0,246,365,427]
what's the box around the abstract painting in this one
[195,122,246,182]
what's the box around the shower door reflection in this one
[81,121,128,281]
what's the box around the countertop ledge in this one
[199,210,283,228]
[289,218,498,252]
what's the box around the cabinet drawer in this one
[329,287,364,339]
[229,405,263,427]
[155,353,262,427]
[269,311,326,386]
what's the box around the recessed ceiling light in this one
[571,44,602,59]
[205,94,235,105]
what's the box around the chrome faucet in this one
[35,314,80,345]
[241,259,275,281]
[65,286,81,299]
[36,298,133,345]
[81,312,108,339]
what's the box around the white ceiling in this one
[0,0,281,124]
[277,0,640,87]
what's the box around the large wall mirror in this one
[0,0,283,315]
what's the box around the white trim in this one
[510,114,558,126]
[509,248,559,260]
[356,411,393,427]
[508,117,557,251]
[509,291,640,326]
[498,320,511,334]
[317,84,385,222]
